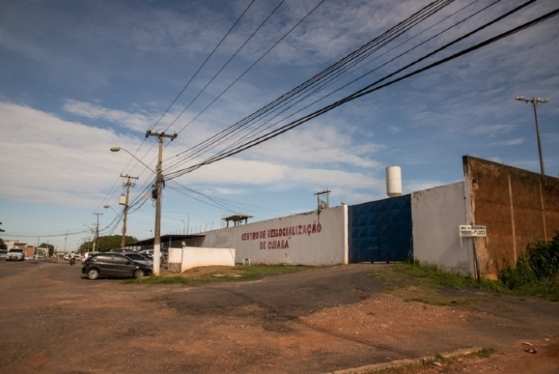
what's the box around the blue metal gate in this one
[349,195,412,262]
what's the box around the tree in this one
[39,242,55,257]
[0,238,6,250]
[79,235,138,253]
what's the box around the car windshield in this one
[9,249,23,253]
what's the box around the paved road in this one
[0,261,558,373]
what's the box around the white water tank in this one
[386,166,402,197]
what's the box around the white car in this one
[6,249,25,261]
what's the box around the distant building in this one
[4,240,26,250]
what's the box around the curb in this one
[328,347,484,374]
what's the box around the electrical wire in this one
[161,0,287,133]
[168,180,253,213]
[164,0,453,171]
[94,0,258,215]
[165,0,555,181]
[205,0,503,160]
[172,0,329,137]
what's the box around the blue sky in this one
[1,0,558,249]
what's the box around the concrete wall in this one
[198,205,348,266]
[168,247,236,272]
[463,156,559,279]
[411,182,474,275]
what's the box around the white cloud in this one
[249,122,384,168]
[470,124,517,137]
[63,99,159,132]
[0,101,386,208]
[0,102,138,206]
[489,137,525,146]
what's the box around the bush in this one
[499,233,559,299]
[527,235,559,280]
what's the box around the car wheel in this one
[134,269,145,279]
[87,268,100,280]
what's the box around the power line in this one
[167,0,486,170]
[155,0,258,132]
[168,183,238,213]
[164,0,453,170]
[209,0,503,159]
[165,0,556,181]
[161,0,287,133]
[94,0,258,216]
[168,180,255,213]
[125,0,329,210]
[166,0,532,174]
[101,0,291,212]
[172,0,329,137]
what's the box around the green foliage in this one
[392,262,502,292]
[0,238,6,250]
[79,235,137,253]
[499,233,559,301]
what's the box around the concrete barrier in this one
[168,247,236,272]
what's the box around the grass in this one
[126,264,310,286]
[372,262,559,305]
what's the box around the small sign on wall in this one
[459,224,487,238]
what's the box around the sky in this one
[1,0,558,250]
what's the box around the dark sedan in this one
[82,252,152,280]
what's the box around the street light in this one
[110,146,155,174]
[515,96,549,176]
[103,204,118,213]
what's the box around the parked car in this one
[0,249,8,260]
[122,252,152,267]
[137,249,167,263]
[82,251,99,262]
[6,249,25,261]
[82,252,152,280]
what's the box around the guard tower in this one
[223,214,253,228]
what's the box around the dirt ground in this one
[0,261,558,373]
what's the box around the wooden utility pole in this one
[119,174,139,249]
[92,212,103,252]
[146,130,177,275]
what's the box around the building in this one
[4,240,36,258]
[157,156,559,279]
[4,240,26,251]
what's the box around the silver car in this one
[6,249,25,261]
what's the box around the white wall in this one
[198,205,348,266]
[168,247,236,272]
[411,182,475,275]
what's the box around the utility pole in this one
[92,212,103,252]
[146,130,177,276]
[119,174,139,249]
[515,96,549,176]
